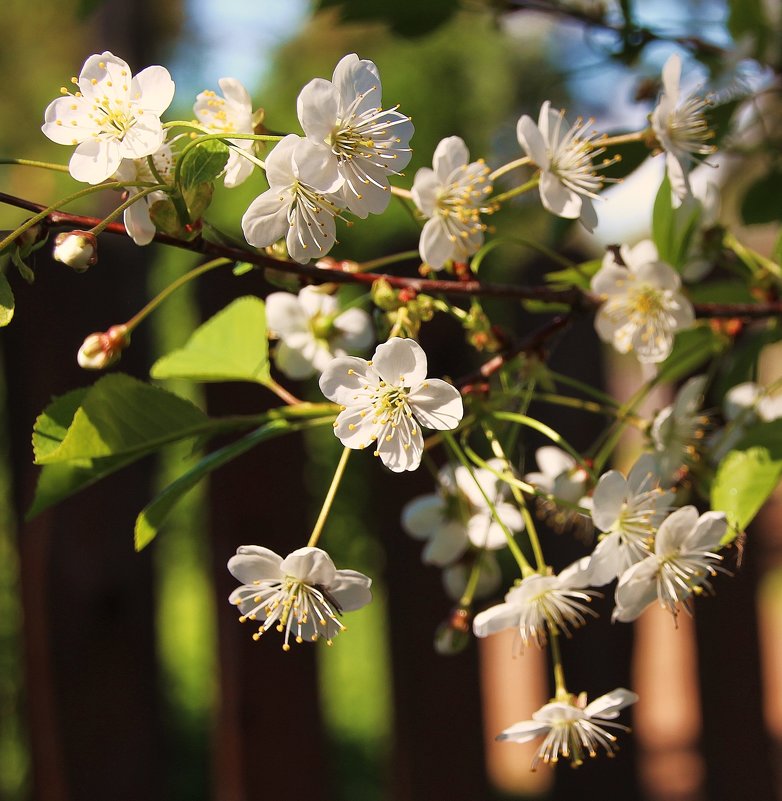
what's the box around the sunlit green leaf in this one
[150,296,270,384]
[179,139,230,190]
[35,374,211,464]
[0,272,14,326]
[711,421,782,540]
[32,387,89,462]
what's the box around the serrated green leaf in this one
[135,416,328,550]
[150,296,270,384]
[36,374,211,464]
[11,249,34,283]
[0,272,13,326]
[180,140,229,190]
[184,182,214,221]
[711,419,782,539]
[32,387,89,462]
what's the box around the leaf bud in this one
[53,231,97,272]
[77,324,129,370]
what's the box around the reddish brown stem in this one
[2,191,782,318]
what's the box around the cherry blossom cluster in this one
[14,40,777,776]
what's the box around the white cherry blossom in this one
[297,53,413,218]
[42,51,175,184]
[651,53,714,203]
[411,136,493,270]
[401,458,524,566]
[588,454,673,586]
[591,240,695,364]
[266,286,373,380]
[516,101,604,231]
[498,688,638,768]
[241,134,344,264]
[524,446,589,504]
[319,337,463,472]
[472,557,596,648]
[112,143,173,245]
[194,77,255,188]
[613,506,726,622]
[228,545,372,649]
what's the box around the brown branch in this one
[456,315,572,393]
[2,192,782,318]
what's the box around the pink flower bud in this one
[77,324,129,370]
[53,231,97,272]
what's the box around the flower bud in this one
[53,231,97,272]
[77,324,129,370]
[434,607,472,656]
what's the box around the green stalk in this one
[307,447,352,548]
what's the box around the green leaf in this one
[180,139,230,190]
[150,296,270,384]
[652,176,702,268]
[184,182,214,221]
[0,272,13,326]
[687,280,755,305]
[232,261,256,277]
[711,437,782,540]
[545,260,601,291]
[11,249,34,283]
[32,387,89,462]
[134,417,327,550]
[36,374,210,464]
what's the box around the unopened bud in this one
[77,324,129,370]
[434,607,472,656]
[53,231,97,272]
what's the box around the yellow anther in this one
[282,643,291,652]
[252,633,261,641]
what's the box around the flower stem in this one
[490,156,531,181]
[265,377,302,406]
[390,186,413,200]
[442,430,534,577]
[307,446,352,548]
[123,256,233,333]
[359,250,420,271]
[490,175,540,205]
[0,158,70,173]
[89,184,168,236]
[481,424,547,573]
[0,181,129,252]
[548,626,569,700]
[598,129,648,147]
[459,551,488,608]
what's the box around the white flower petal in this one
[70,138,122,185]
[281,546,337,585]
[241,190,290,248]
[516,115,550,169]
[297,78,341,142]
[329,569,373,611]
[227,545,283,584]
[372,337,429,387]
[421,521,469,566]
[123,195,156,245]
[583,688,639,719]
[401,494,445,539]
[473,601,521,637]
[132,65,175,115]
[432,136,469,182]
[539,171,582,219]
[408,379,463,430]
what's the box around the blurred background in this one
[1,1,781,800]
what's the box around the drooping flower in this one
[77,324,129,370]
[651,53,714,203]
[472,557,596,648]
[516,101,605,231]
[319,337,463,472]
[241,134,344,264]
[613,506,726,622]
[227,545,372,649]
[112,143,174,245]
[591,240,695,364]
[265,286,373,380]
[588,454,673,586]
[42,51,175,185]
[649,374,707,484]
[194,77,256,188]
[401,458,524,566]
[297,53,414,218]
[411,136,493,270]
[498,688,638,769]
